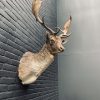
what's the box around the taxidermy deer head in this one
[18,0,72,84]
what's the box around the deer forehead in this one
[50,35,61,41]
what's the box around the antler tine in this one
[55,27,63,32]
[32,0,55,34]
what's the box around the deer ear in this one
[46,31,50,43]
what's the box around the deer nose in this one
[59,47,64,52]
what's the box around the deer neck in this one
[18,43,55,84]
[36,43,55,62]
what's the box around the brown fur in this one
[18,44,54,84]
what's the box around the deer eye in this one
[50,39,55,44]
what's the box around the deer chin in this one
[52,50,64,54]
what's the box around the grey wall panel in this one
[57,0,100,100]
[0,0,58,100]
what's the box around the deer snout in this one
[59,46,64,52]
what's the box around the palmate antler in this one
[32,0,56,34]
[57,16,72,44]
